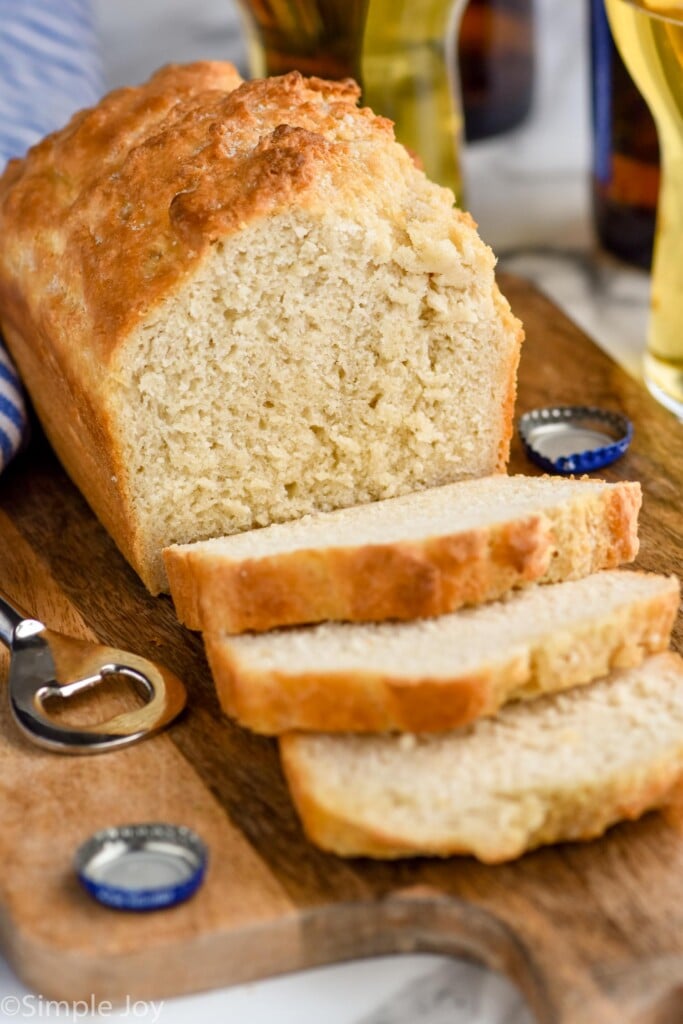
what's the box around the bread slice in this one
[204,570,678,734]
[280,652,683,862]
[164,475,641,633]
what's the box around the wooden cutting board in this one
[0,275,681,1024]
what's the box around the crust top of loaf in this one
[0,61,476,365]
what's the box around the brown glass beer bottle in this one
[458,0,535,140]
[589,0,660,268]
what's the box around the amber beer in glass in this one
[236,0,368,80]
[605,0,683,414]
[234,0,465,203]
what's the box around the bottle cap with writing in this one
[518,406,633,475]
[75,822,207,911]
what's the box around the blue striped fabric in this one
[0,0,103,168]
[0,0,104,471]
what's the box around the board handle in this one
[304,887,683,1024]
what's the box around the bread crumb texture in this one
[0,62,522,592]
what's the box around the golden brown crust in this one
[205,633,505,734]
[204,574,679,734]
[493,286,525,472]
[603,478,641,565]
[165,514,552,633]
[0,315,143,575]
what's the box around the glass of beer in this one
[235,0,369,81]
[234,0,465,203]
[361,0,464,202]
[605,0,683,416]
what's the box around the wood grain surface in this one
[0,275,681,1024]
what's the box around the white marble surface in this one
[0,951,530,1024]
[0,1,655,1021]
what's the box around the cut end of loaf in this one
[119,207,521,593]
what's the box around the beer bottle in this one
[458,0,535,140]
[589,0,660,268]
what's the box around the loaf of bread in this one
[164,475,641,633]
[0,62,522,594]
[204,570,678,733]
[280,652,683,862]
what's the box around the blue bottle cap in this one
[518,406,633,475]
[75,823,207,911]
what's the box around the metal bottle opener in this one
[0,589,187,753]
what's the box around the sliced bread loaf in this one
[0,65,523,595]
[164,475,641,633]
[280,651,683,862]
[204,570,678,734]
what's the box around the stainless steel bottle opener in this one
[0,589,187,753]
